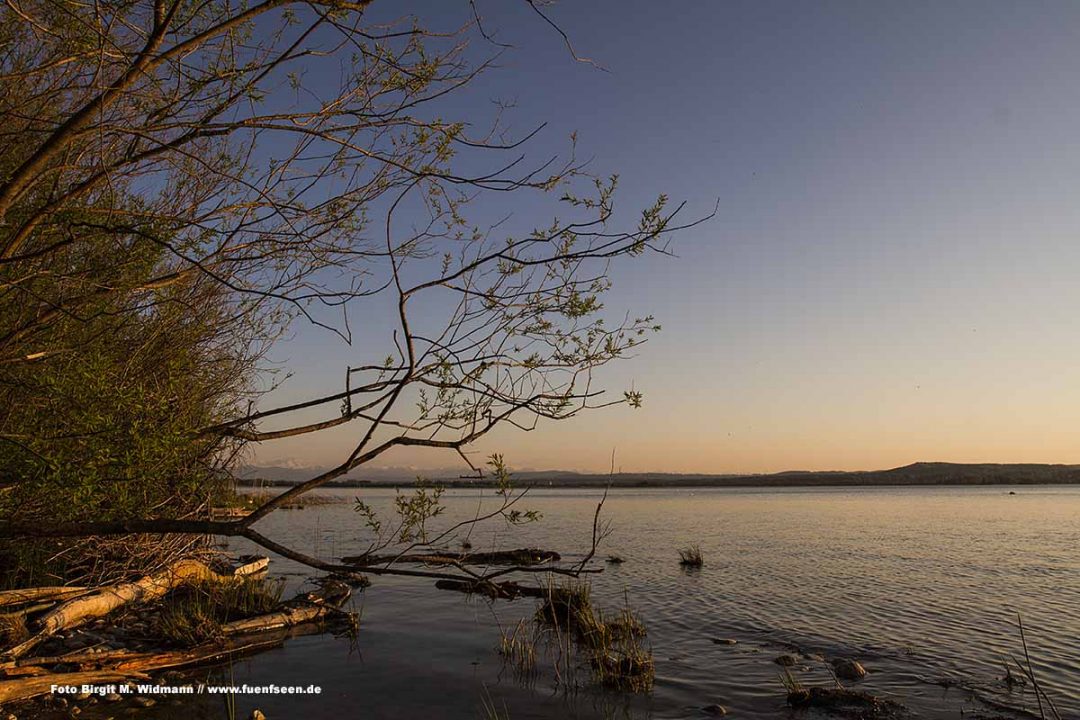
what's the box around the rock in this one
[606,555,625,564]
[832,658,867,680]
[55,698,68,709]
[69,708,81,717]
[702,704,728,715]
[103,694,122,703]
[775,654,798,667]
[132,698,156,708]
[710,637,737,645]
[250,711,267,720]
[75,692,91,701]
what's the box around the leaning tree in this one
[0,0,709,588]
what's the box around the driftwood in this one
[0,578,352,705]
[3,557,269,660]
[222,580,351,635]
[0,637,280,703]
[434,578,548,600]
[221,605,339,635]
[0,587,89,608]
[109,636,284,674]
[0,670,149,704]
[343,548,561,567]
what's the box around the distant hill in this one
[237,462,1080,488]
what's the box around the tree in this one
[0,0,709,588]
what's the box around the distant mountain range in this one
[237,462,1080,488]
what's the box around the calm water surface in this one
[165,486,1080,719]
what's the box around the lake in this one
[164,485,1080,718]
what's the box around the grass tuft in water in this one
[498,617,539,680]
[534,578,654,692]
[678,544,704,567]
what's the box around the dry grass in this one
[533,579,654,692]
[678,545,704,567]
[0,612,30,647]
[498,617,539,679]
[156,576,284,646]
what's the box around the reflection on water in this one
[164,486,1080,719]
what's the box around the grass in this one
[533,579,654,692]
[0,612,29,647]
[156,576,284,646]
[1011,614,1062,720]
[480,685,511,720]
[678,544,704,567]
[497,618,539,679]
[778,666,805,695]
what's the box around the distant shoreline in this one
[237,461,1080,490]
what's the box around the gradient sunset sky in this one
[251,1,1080,474]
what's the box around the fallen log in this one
[222,604,339,635]
[4,647,145,673]
[0,587,88,608]
[0,580,353,703]
[343,548,561,567]
[434,578,548,600]
[222,578,352,634]
[0,670,149,704]
[0,638,281,703]
[3,557,269,660]
[109,636,284,674]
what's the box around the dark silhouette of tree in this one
[0,0,710,588]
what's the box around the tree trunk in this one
[3,558,268,660]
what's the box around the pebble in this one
[75,692,91,701]
[710,637,738,645]
[132,698,156,708]
[702,704,728,716]
[104,693,122,703]
[250,711,267,720]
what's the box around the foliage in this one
[0,0,704,587]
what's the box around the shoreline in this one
[237,462,1080,490]
[237,478,1080,490]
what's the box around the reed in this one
[1011,614,1062,720]
[534,579,654,692]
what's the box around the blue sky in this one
[252,1,1080,473]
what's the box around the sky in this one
[250,0,1080,474]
